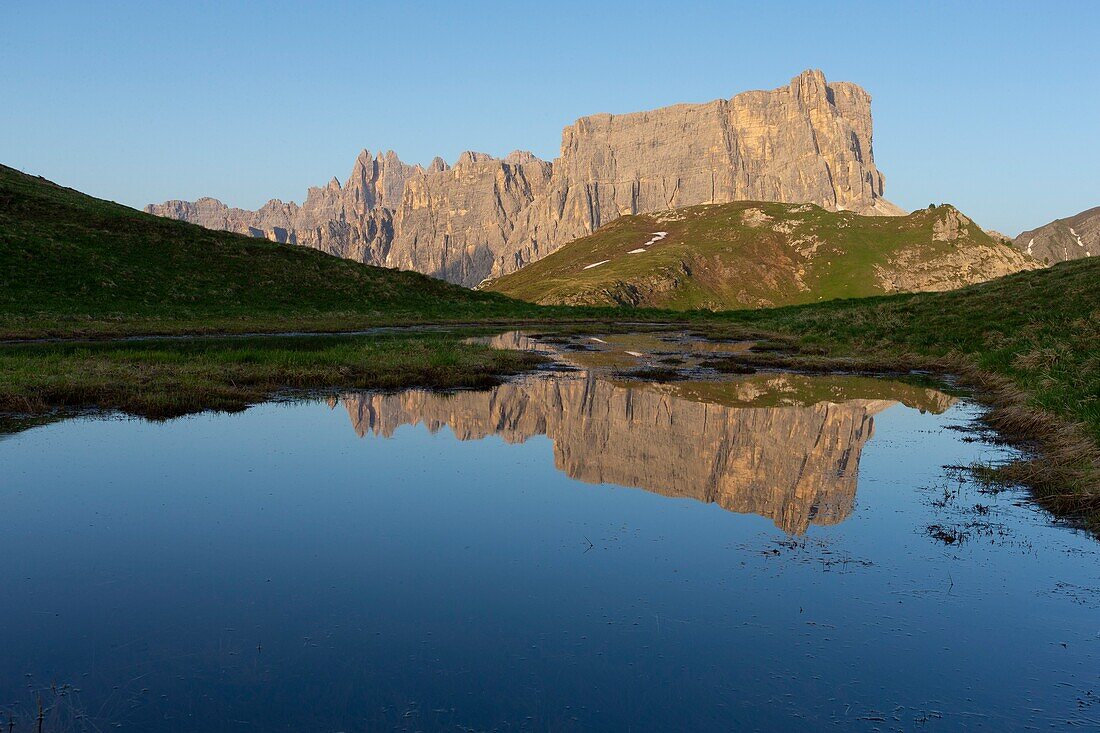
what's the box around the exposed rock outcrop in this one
[147,70,903,286]
[1014,206,1100,263]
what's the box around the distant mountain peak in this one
[1014,206,1100,263]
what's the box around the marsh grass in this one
[616,366,686,382]
[0,334,545,420]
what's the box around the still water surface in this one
[1,333,1098,731]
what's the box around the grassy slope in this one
[0,164,554,338]
[486,201,1034,309]
[708,257,1100,522]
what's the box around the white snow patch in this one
[1070,227,1086,247]
[625,351,644,357]
[1026,238,1034,255]
[628,231,669,251]
[583,260,610,270]
[589,337,607,344]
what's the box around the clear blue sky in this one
[3,0,1098,235]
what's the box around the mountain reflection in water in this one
[340,362,955,533]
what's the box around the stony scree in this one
[1014,205,1100,263]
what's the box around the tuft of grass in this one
[616,366,685,382]
[698,358,757,374]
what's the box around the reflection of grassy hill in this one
[485,201,1039,309]
[633,374,956,414]
[498,331,957,414]
[0,164,544,338]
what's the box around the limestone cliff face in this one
[147,70,902,287]
[386,151,553,285]
[339,374,898,534]
[1014,206,1100,263]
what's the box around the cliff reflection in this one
[340,370,954,534]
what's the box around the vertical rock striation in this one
[339,373,907,534]
[146,70,903,286]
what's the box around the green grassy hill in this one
[485,201,1040,309]
[0,164,544,338]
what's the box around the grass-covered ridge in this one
[0,164,552,338]
[485,200,1039,309]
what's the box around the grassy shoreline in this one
[0,333,546,421]
[2,313,1097,529]
[0,311,681,342]
[718,342,1097,524]
[4,320,1098,530]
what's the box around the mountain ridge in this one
[1014,205,1100,263]
[147,69,903,286]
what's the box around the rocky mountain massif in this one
[1014,205,1100,263]
[147,70,903,286]
[485,201,1040,309]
